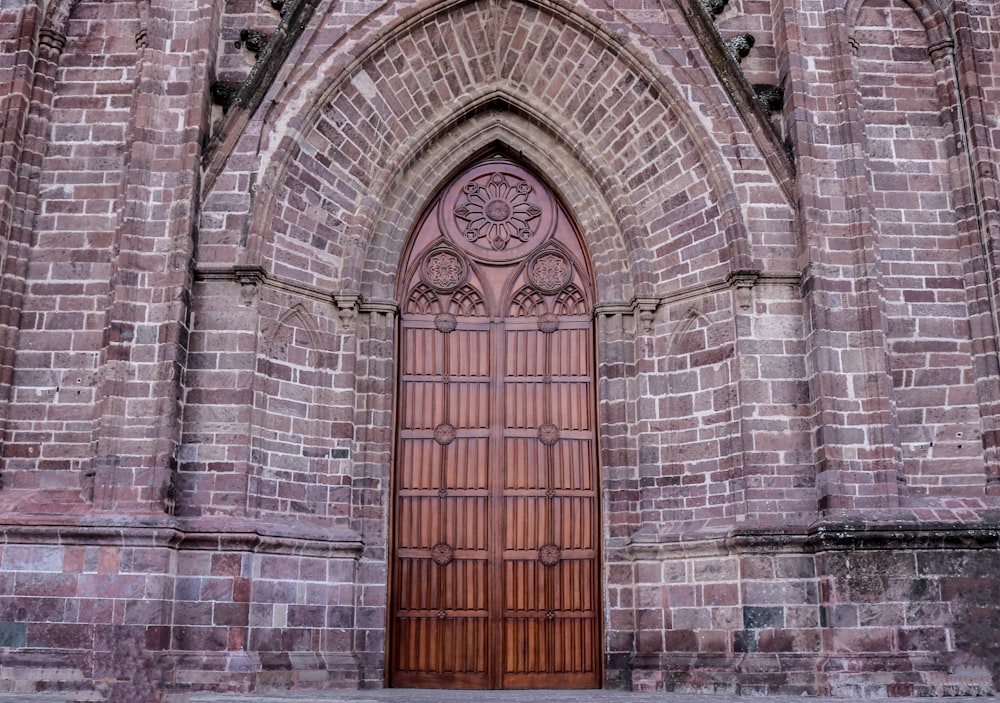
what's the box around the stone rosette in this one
[434,312,458,333]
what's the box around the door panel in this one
[390,156,599,689]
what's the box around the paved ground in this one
[0,691,996,703]
[4,692,996,703]
[184,692,999,703]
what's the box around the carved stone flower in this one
[454,172,542,251]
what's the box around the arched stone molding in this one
[231,0,784,217]
[348,106,644,307]
[235,0,765,305]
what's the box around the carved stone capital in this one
[927,39,955,63]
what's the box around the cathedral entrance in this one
[388,156,601,689]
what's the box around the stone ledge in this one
[0,512,363,558]
[625,511,1000,559]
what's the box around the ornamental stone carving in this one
[434,312,458,333]
[538,312,559,333]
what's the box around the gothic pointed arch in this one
[389,152,601,689]
[249,301,338,517]
[225,0,790,313]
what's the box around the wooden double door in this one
[389,156,601,689]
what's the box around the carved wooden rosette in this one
[433,422,457,445]
[537,543,562,567]
[421,247,467,293]
[434,312,457,333]
[527,251,573,294]
[431,541,455,566]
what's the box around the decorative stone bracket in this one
[334,293,361,330]
[233,265,264,304]
[727,269,760,311]
[632,298,661,334]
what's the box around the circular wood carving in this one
[434,423,457,445]
[528,252,572,293]
[537,422,560,446]
[538,312,559,333]
[432,542,455,566]
[421,248,467,292]
[538,543,561,567]
[454,172,542,252]
[438,160,555,264]
[434,312,457,333]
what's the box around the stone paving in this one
[182,692,999,703]
[2,691,996,703]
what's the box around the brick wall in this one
[0,0,998,698]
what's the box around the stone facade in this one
[1,0,999,699]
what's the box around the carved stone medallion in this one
[434,422,457,445]
[537,422,560,446]
[422,249,466,292]
[538,543,562,567]
[434,312,457,333]
[528,252,572,293]
[431,542,455,566]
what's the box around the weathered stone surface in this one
[0,0,998,698]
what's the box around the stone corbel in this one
[631,298,660,335]
[728,269,760,311]
[334,293,361,331]
[234,265,264,305]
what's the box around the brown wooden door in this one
[390,156,600,689]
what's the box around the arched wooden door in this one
[389,155,601,689]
